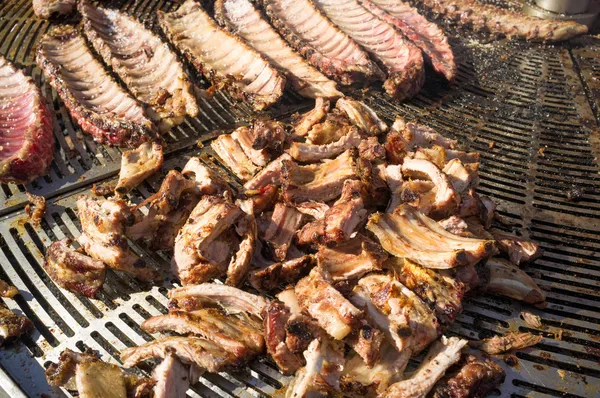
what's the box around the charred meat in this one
[0,305,32,345]
[249,255,316,292]
[432,354,506,398]
[490,228,542,265]
[470,332,542,355]
[263,301,304,374]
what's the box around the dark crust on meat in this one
[36,25,157,148]
[0,306,33,345]
[432,354,506,398]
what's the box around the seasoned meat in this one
[263,301,304,374]
[76,361,127,398]
[367,205,496,269]
[307,111,354,145]
[313,0,425,100]
[80,1,199,132]
[153,353,191,398]
[293,98,330,137]
[384,336,468,397]
[418,0,587,42]
[263,0,384,85]
[231,126,271,167]
[345,318,384,367]
[212,134,259,181]
[489,229,542,265]
[76,196,159,281]
[36,25,158,148]
[226,200,257,286]
[393,117,457,150]
[32,0,76,18]
[335,98,387,135]
[317,235,387,281]
[358,137,386,161]
[142,309,264,357]
[297,179,367,245]
[25,193,46,226]
[296,267,363,340]
[115,142,164,194]
[251,119,287,152]
[289,127,362,162]
[470,332,542,355]
[443,158,475,194]
[244,153,291,190]
[0,305,32,344]
[360,0,456,81]
[121,336,237,373]
[483,257,546,304]
[432,354,506,398]
[264,203,305,261]
[0,57,54,183]
[0,280,18,299]
[250,255,316,292]
[294,201,330,220]
[169,283,269,318]
[379,164,403,212]
[158,0,285,110]
[215,0,342,99]
[283,150,358,203]
[44,238,106,298]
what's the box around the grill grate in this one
[0,0,600,397]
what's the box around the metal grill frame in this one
[0,0,600,397]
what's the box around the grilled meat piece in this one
[153,352,191,398]
[76,196,158,281]
[33,0,76,18]
[289,127,362,162]
[483,257,546,304]
[489,229,542,265]
[286,339,345,398]
[283,150,358,203]
[307,111,354,145]
[251,119,287,152]
[297,180,367,245]
[313,0,424,100]
[0,57,54,183]
[345,318,384,367]
[121,336,237,373]
[264,203,305,261]
[263,0,383,85]
[263,301,304,374]
[115,142,164,194]
[398,180,436,215]
[169,283,269,318]
[215,0,342,99]
[432,354,506,398]
[335,98,387,135]
[418,0,587,42]
[384,336,468,397]
[76,360,127,398]
[439,215,469,236]
[293,98,330,137]
[25,193,46,226]
[379,164,403,212]
[226,201,257,286]
[212,134,259,181]
[294,201,330,220]
[443,158,476,194]
[393,117,457,150]
[0,305,32,344]
[296,268,363,340]
[470,332,542,355]
[250,255,316,292]
[317,235,387,281]
[44,238,106,298]
[0,280,18,299]
[142,308,264,357]
[80,1,198,132]
[358,137,386,161]
[367,205,496,269]
[244,153,291,190]
[36,25,158,148]
[402,158,459,218]
[158,0,285,110]
[231,127,271,167]
[360,0,456,81]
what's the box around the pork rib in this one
[215,0,342,99]
[80,1,199,132]
[313,0,425,100]
[416,0,587,42]
[360,0,456,81]
[262,0,383,85]
[37,25,158,148]
[32,0,76,18]
[158,0,285,110]
[0,57,54,183]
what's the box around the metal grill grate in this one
[0,0,599,397]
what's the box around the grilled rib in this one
[289,127,362,162]
[335,98,388,135]
[225,200,257,286]
[293,98,330,137]
[483,257,546,305]
[115,142,164,194]
[0,57,54,184]
[431,354,506,398]
[36,25,158,148]
[80,1,199,132]
[313,0,425,100]
[32,0,76,18]
[212,134,259,181]
[244,153,291,190]
[249,255,316,292]
[158,0,285,110]
[153,353,191,398]
[263,301,304,374]
[316,235,387,281]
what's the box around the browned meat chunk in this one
[392,117,457,150]
[294,201,330,220]
[335,98,387,135]
[264,203,305,261]
[44,238,106,298]
[33,0,76,18]
[243,153,291,191]
[25,193,46,226]
[231,126,271,167]
[483,257,546,304]
[0,305,32,345]
[293,98,330,137]
[115,142,164,194]
[345,318,384,367]
[289,127,362,162]
[263,301,304,374]
[358,137,386,161]
[153,352,192,398]
[211,134,259,181]
[0,280,18,299]
[249,255,316,292]
[490,229,542,265]
[432,354,506,398]
[316,235,387,281]
[470,332,542,355]
[307,111,355,145]
[226,201,257,287]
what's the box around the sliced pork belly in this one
[44,238,106,298]
[243,153,291,190]
[489,228,542,265]
[263,203,305,261]
[80,1,198,132]
[335,98,387,135]
[367,205,495,269]
[313,0,424,100]
[360,0,456,81]
[211,134,259,181]
[249,255,316,292]
[76,195,158,281]
[215,0,342,99]
[115,142,163,194]
[263,301,304,374]
[293,98,330,137]
[37,25,157,148]
[283,149,358,203]
[0,57,54,183]
[384,336,468,398]
[289,127,362,162]
[296,267,363,340]
[33,0,76,18]
[316,235,387,281]
[483,258,546,305]
[158,0,285,110]
[121,336,237,373]
[263,0,383,85]
[169,283,269,318]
